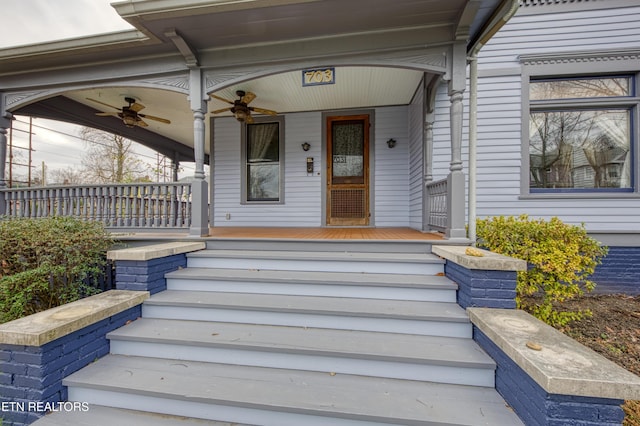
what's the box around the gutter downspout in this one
[467,0,519,246]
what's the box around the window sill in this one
[520,192,640,200]
[241,200,285,205]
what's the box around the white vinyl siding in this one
[374,105,410,227]
[213,112,322,227]
[213,106,411,227]
[471,4,640,232]
[479,7,640,68]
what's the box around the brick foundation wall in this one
[474,327,625,426]
[115,253,186,294]
[591,247,640,295]
[0,306,141,426]
[444,261,517,309]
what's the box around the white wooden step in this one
[186,249,444,274]
[65,355,523,426]
[108,318,494,387]
[165,268,457,302]
[143,291,471,337]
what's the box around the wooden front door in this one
[326,114,370,226]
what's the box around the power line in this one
[11,116,166,162]
[8,116,200,183]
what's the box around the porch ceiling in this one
[15,66,425,158]
[3,0,513,161]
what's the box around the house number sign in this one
[302,67,335,86]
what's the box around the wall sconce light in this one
[386,138,397,149]
[301,142,311,151]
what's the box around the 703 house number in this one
[302,68,335,86]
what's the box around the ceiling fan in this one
[210,90,277,123]
[87,97,171,128]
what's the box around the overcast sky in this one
[1,1,192,183]
[0,0,132,49]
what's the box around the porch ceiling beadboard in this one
[210,67,425,116]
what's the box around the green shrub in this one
[0,217,114,323]
[476,215,608,327]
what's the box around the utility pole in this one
[8,117,36,187]
[156,152,161,182]
[156,152,170,182]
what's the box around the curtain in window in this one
[332,122,364,178]
[248,123,279,161]
[247,123,279,201]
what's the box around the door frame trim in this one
[321,109,375,226]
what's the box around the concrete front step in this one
[65,355,523,426]
[186,249,444,274]
[143,290,471,337]
[31,405,242,426]
[166,268,457,302]
[108,318,494,387]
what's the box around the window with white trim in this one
[528,76,635,192]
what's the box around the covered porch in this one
[0,0,519,240]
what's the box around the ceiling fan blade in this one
[242,92,256,104]
[95,112,119,117]
[129,102,146,113]
[210,94,235,104]
[250,107,278,116]
[137,119,149,127]
[245,114,254,124]
[139,113,171,124]
[87,98,121,111]
[211,107,233,114]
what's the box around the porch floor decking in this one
[207,227,445,241]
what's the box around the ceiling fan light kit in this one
[88,96,171,128]
[210,90,277,123]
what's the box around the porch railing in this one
[426,178,448,232]
[0,183,192,230]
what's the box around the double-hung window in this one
[528,76,635,193]
[241,116,285,203]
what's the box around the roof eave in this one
[0,30,152,61]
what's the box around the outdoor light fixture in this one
[387,138,397,148]
[301,142,311,151]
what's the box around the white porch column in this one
[446,42,467,239]
[422,112,435,232]
[0,95,8,190]
[423,77,437,185]
[0,123,7,189]
[423,120,434,183]
[189,69,209,237]
[0,112,9,215]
